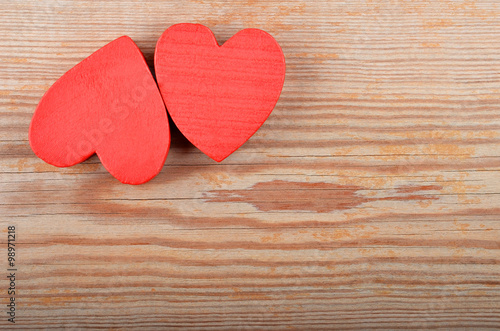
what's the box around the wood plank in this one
[1,0,500,328]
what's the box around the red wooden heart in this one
[154,24,286,162]
[29,36,170,184]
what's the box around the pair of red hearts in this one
[29,24,286,184]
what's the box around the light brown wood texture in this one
[1,0,500,329]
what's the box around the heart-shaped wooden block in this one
[29,36,170,184]
[155,24,286,162]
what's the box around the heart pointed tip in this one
[209,154,229,162]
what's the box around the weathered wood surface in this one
[1,0,500,329]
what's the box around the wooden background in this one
[1,0,500,329]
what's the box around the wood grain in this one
[1,0,500,329]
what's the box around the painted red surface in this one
[29,36,170,185]
[155,23,286,162]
